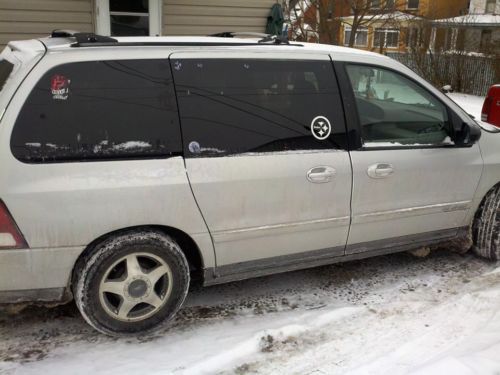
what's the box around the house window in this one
[485,0,496,13]
[344,27,368,47]
[371,0,395,9]
[405,27,421,48]
[374,28,400,48]
[481,29,492,49]
[96,0,162,36]
[407,0,419,9]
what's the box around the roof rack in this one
[258,35,290,45]
[51,29,81,38]
[210,31,290,45]
[51,30,118,46]
[72,33,118,45]
[209,32,269,38]
[50,29,300,48]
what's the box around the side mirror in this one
[450,110,481,146]
[455,122,481,146]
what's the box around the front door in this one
[170,51,352,269]
[341,63,483,252]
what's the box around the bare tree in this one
[345,0,398,47]
[284,0,316,42]
[404,13,498,94]
[284,0,342,44]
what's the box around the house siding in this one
[0,0,277,50]
[0,0,93,49]
[162,0,276,35]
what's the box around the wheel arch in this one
[470,180,500,223]
[71,225,206,292]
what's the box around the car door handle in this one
[307,166,336,183]
[367,163,394,179]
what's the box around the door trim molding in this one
[212,216,350,243]
[353,201,471,224]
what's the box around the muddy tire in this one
[473,185,500,261]
[73,230,190,336]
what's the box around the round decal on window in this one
[311,116,331,140]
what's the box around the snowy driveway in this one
[1,250,500,375]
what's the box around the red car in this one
[482,84,500,126]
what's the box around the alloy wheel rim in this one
[98,252,173,322]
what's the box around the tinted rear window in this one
[11,59,181,163]
[172,58,347,157]
[0,59,14,92]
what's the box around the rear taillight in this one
[0,200,28,249]
[482,96,492,122]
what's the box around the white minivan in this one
[0,31,498,336]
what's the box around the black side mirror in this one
[455,122,481,146]
[450,110,481,146]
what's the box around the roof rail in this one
[209,31,290,45]
[51,30,118,46]
[209,32,270,38]
[72,33,118,46]
[258,35,290,45]
[51,29,80,38]
[48,30,301,48]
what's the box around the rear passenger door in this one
[170,51,352,270]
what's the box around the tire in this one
[73,230,190,336]
[473,185,500,261]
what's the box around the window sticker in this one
[311,116,331,140]
[51,75,70,100]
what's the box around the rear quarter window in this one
[11,59,181,163]
[0,59,14,92]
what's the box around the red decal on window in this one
[51,75,70,100]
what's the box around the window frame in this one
[373,28,400,48]
[405,27,421,49]
[407,0,420,10]
[344,26,369,47]
[485,0,496,13]
[480,29,492,49]
[334,61,464,151]
[95,0,162,36]
[370,0,381,10]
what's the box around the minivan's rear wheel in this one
[74,230,190,336]
[473,185,500,261]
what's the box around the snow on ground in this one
[2,93,500,375]
[1,251,500,375]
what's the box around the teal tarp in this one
[265,3,284,36]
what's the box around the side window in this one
[172,58,346,157]
[0,60,14,92]
[346,64,452,147]
[11,59,181,162]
